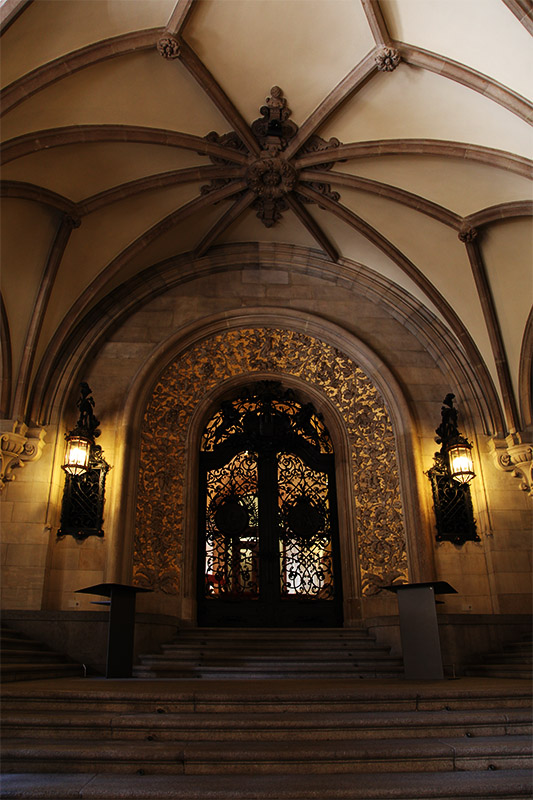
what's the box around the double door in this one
[198,438,342,627]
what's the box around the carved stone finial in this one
[265,87,288,117]
[375,47,400,72]
[458,225,478,243]
[0,421,46,491]
[157,35,181,59]
[251,86,298,150]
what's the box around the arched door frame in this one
[111,307,432,622]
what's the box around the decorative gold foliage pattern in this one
[133,328,408,596]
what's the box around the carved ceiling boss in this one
[201,86,342,228]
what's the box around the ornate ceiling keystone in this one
[458,225,478,243]
[157,36,181,59]
[375,47,401,72]
[64,214,81,230]
[246,156,298,227]
[199,88,343,235]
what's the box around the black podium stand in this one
[384,581,457,680]
[76,583,151,678]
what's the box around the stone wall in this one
[1,257,531,621]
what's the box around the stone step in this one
[162,636,385,646]
[464,636,532,680]
[482,653,533,664]
[140,626,400,679]
[167,636,377,646]
[3,708,530,742]
[137,655,403,667]
[175,626,369,635]
[3,680,531,714]
[2,769,532,799]
[507,640,533,650]
[1,635,48,650]
[1,649,75,663]
[133,667,403,680]
[2,676,531,799]
[157,646,392,658]
[169,632,375,648]
[1,626,84,682]
[0,664,84,683]
[465,666,533,680]
[3,734,531,775]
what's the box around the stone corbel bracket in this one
[489,434,533,496]
[0,421,46,491]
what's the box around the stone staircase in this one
[133,626,404,679]
[0,624,84,682]
[465,634,533,680]
[1,676,532,798]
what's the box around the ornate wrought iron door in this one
[198,383,342,627]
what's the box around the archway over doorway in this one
[131,322,417,626]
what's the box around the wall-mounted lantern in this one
[59,383,110,539]
[426,394,478,545]
[435,393,475,485]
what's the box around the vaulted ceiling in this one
[1,0,532,433]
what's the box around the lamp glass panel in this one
[64,436,91,476]
[448,443,474,484]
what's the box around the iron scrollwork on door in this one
[202,382,333,455]
[278,453,334,598]
[204,450,260,598]
[199,381,341,625]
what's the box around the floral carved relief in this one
[133,329,408,597]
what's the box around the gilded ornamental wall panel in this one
[133,328,408,596]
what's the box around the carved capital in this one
[458,225,478,243]
[0,420,46,491]
[157,35,181,59]
[489,434,533,496]
[375,47,400,72]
